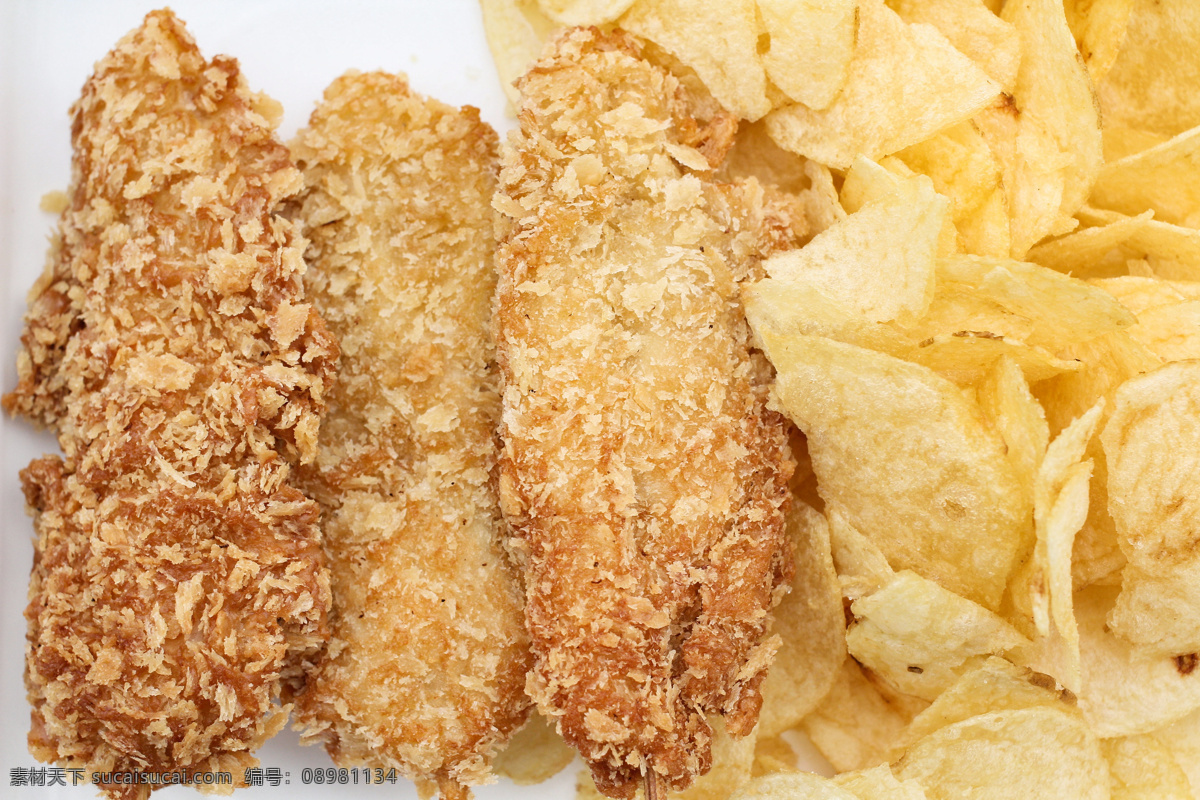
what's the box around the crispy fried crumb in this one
[4,10,336,798]
[494,28,800,798]
[288,72,532,796]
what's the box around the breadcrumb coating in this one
[288,73,532,798]
[494,28,800,798]
[4,10,335,798]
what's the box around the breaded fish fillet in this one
[288,73,531,798]
[3,11,335,797]
[494,28,800,798]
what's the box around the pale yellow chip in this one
[1032,331,1160,589]
[493,712,577,785]
[619,0,770,120]
[1074,205,1200,281]
[1097,0,1200,136]
[758,0,857,111]
[1090,275,1200,315]
[764,0,999,169]
[976,356,1049,509]
[1103,734,1193,800]
[1037,585,1200,737]
[1026,209,1156,279]
[1063,0,1136,83]
[1102,361,1200,657]
[832,764,928,800]
[846,570,1028,701]
[827,506,895,602]
[752,332,1026,610]
[886,0,1021,91]
[1002,0,1102,221]
[1091,125,1200,228]
[1152,709,1200,797]
[894,121,1010,258]
[535,0,634,25]
[761,161,946,324]
[894,706,1108,800]
[751,735,799,777]
[758,502,847,738]
[899,657,1076,752]
[480,0,560,107]
[729,772,859,800]
[800,660,920,773]
[1093,277,1200,363]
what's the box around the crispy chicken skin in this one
[3,10,335,798]
[288,73,531,798]
[494,28,799,798]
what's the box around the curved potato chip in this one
[1102,734,1192,800]
[894,706,1108,800]
[730,772,859,800]
[494,712,577,785]
[1097,0,1200,136]
[1091,125,1200,228]
[1091,276,1200,315]
[799,660,919,773]
[1063,0,1136,83]
[887,0,1020,91]
[846,570,1028,701]
[1102,361,1200,657]
[1027,210,1156,280]
[754,332,1026,610]
[619,0,770,120]
[758,0,857,112]
[535,0,634,25]
[1152,709,1200,797]
[1002,0,1102,221]
[765,0,999,169]
[758,502,847,738]
[832,765,928,800]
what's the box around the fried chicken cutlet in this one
[3,11,335,796]
[494,28,801,798]
[288,73,531,798]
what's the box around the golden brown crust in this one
[287,72,532,794]
[4,10,335,797]
[494,28,798,798]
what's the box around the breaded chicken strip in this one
[494,28,800,799]
[288,73,531,798]
[3,11,335,797]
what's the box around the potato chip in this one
[886,0,1021,91]
[827,506,895,602]
[1063,0,1136,83]
[1152,709,1200,797]
[1002,0,1102,221]
[619,0,770,120]
[1091,275,1200,315]
[494,711,577,785]
[800,660,919,772]
[758,502,847,738]
[535,0,634,25]
[481,0,559,107]
[1075,205,1200,281]
[1091,125,1200,228]
[1093,277,1200,363]
[1033,331,1159,589]
[758,0,857,111]
[751,735,800,777]
[899,657,1076,751]
[730,772,859,800]
[753,332,1026,610]
[894,706,1108,800]
[832,765,928,800]
[1097,0,1200,136]
[846,570,1028,701]
[1102,734,1193,800]
[1040,585,1200,737]
[1102,361,1200,657]
[764,0,999,169]
[976,356,1049,506]
[761,162,946,324]
[1026,209,1156,279]
[894,122,1010,258]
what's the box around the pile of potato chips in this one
[481,0,1200,797]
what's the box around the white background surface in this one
[0,2,580,798]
